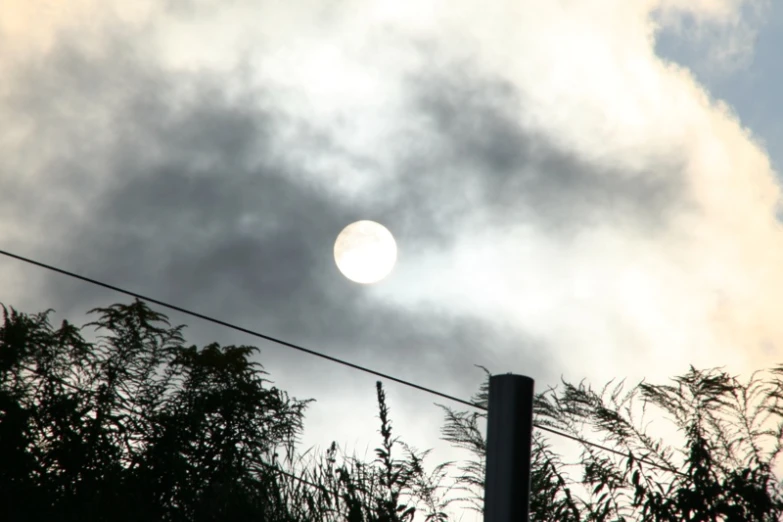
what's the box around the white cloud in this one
[1,2,780,519]
[4,0,777,390]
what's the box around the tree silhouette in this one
[0,300,309,521]
[7,297,783,521]
[0,299,455,522]
[438,366,783,521]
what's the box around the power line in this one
[0,247,686,477]
[533,424,686,477]
[0,248,483,410]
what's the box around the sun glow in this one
[333,220,397,284]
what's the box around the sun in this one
[333,220,397,284]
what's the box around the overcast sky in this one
[2,0,782,518]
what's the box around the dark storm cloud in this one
[0,33,551,390]
[1,22,692,393]
[398,64,691,238]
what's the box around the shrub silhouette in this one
[0,299,453,522]
[5,298,783,521]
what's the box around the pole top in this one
[491,373,534,382]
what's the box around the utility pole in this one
[484,373,535,522]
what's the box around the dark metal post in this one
[484,374,535,522]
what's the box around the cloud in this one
[2,0,780,385]
[0,27,549,395]
[1,4,782,517]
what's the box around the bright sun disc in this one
[334,220,397,284]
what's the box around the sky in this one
[1,0,783,518]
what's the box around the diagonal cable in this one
[0,248,483,410]
[0,247,687,477]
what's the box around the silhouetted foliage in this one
[439,366,783,521]
[0,300,312,521]
[6,298,783,521]
[0,299,455,522]
[268,381,457,522]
